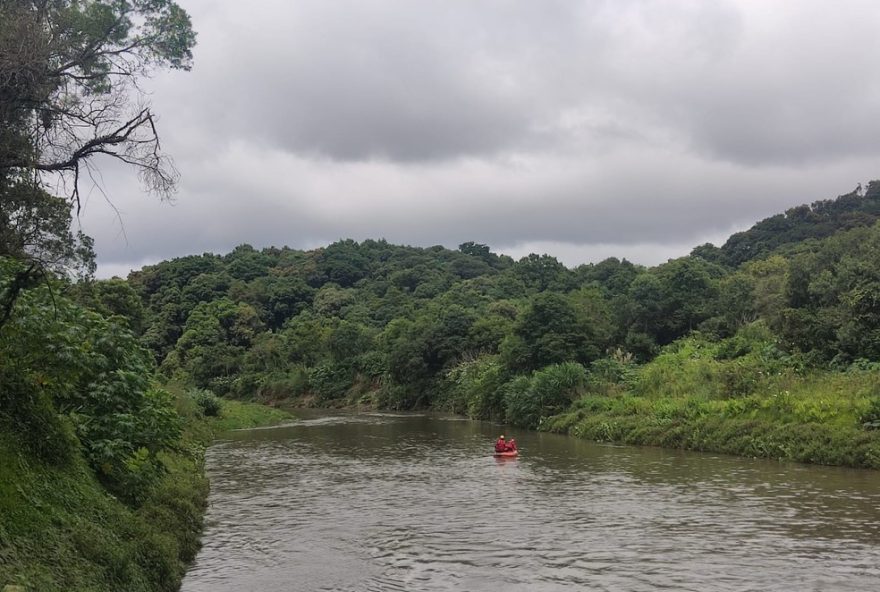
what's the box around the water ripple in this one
[182,411,880,591]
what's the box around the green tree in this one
[0,258,180,498]
[776,224,880,363]
[458,241,492,260]
[444,354,507,419]
[225,244,273,282]
[0,0,196,201]
[168,299,263,391]
[73,277,146,333]
[623,257,724,352]
[181,272,232,311]
[574,257,641,297]
[1,0,196,319]
[504,362,587,428]
[313,282,357,317]
[281,311,332,367]
[234,274,314,330]
[328,320,372,364]
[717,182,880,267]
[312,240,372,288]
[0,185,95,274]
[510,292,598,372]
[509,253,573,293]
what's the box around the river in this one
[181,411,880,591]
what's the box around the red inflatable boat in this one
[493,450,519,458]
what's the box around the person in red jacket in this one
[495,435,508,453]
[507,438,517,452]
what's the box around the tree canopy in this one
[84,182,876,430]
[0,0,196,284]
[0,0,195,194]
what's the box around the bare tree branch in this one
[1,0,194,209]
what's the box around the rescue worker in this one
[495,435,508,453]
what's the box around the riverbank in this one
[251,349,880,470]
[541,338,880,469]
[0,395,291,592]
[542,398,880,468]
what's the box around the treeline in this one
[695,181,880,267]
[97,183,880,461]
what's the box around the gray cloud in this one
[79,0,880,273]
[82,143,873,267]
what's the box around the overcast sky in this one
[78,0,880,277]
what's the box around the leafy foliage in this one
[0,258,180,500]
[708,182,880,267]
[5,182,870,470]
[0,185,96,275]
[504,362,587,429]
[188,388,222,417]
[443,355,507,419]
[105,183,880,436]
[0,0,196,194]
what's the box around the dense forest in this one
[107,185,869,385]
[4,146,880,592]
[79,181,879,465]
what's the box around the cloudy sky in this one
[79,0,880,277]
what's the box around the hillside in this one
[75,182,878,468]
[693,181,880,267]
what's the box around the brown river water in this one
[181,410,880,591]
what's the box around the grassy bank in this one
[541,336,880,468]
[0,393,291,592]
[210,399,293,433]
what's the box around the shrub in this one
[188,388,222,417]
[588,352,637,394]
[502,375,535,427]
[309,362,352,402]
[354,350,388,379]
[861,397,880,430]
[374,382,420,410]
[532,362,587,412]
[0,270,182,497]
[504,362,587,428]
[253,368,311,401]
[719,362,760,398]
[444,355,507,419]
[0,367,78,466]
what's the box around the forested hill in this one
[693,180,880,267]
[92,182,880,430]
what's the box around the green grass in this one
[209,399,293,433]
[0,394,292,591]
[542,337,880,468]
[0,428,206,591]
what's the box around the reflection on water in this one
[181,410,880,591]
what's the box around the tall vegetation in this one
[91,183,880,469]
[0,2,205,589]
[0,256,212,590]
